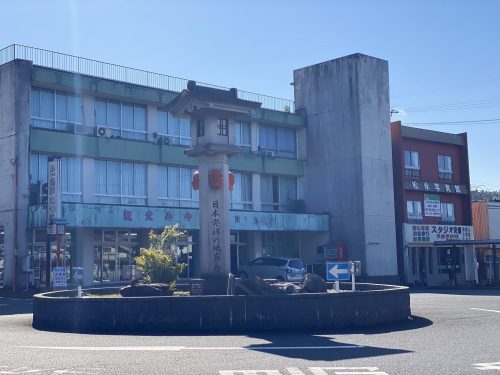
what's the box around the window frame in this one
[260,175,297,212]
[156,110,192,146]
[95,160,147,205]
[404,150,420,177]
[440,202,455,223]
[217,118,228,136]
[157,165,199,208]
[406,200,423,223]
[235,121,251,151]
[230,172,253,210]
[30,87,82,132]
[95,98,147,141]
[438,154,453,180]
[258,124,297,159]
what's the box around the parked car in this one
[237,256,306,282]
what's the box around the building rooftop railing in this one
[0,44,295,113]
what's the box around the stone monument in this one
[166,81,261,293]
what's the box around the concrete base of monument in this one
[199,274,228,295]
[32,283,411,333]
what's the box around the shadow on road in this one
[244,333,411,361]
[0,297,33,316]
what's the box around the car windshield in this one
[288,260,304,269]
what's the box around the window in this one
[231,172,252,209]
[197,119,205,137]
[407,200,423,223]
[404,151,420,177]
[31,87,82,131]
[30,154,82,202]
[261,175,297,212]
[95,99,146,141]
[157,166,199,208]
[438,155,452,180]
[235,121,251,151]
[259,125,296,159]
[95,160,146,205]
[441,202,455,223]
[157,111,191,146]
[217,118,228,136]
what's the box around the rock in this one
[120,283,173,297]
[300,273,328,293]
[234,277,285,295]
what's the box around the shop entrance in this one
[94,230,140,283]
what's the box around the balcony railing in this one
[0,44,295,113]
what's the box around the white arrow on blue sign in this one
[326,262,350,281]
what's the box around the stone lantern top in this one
[164,81,261,117]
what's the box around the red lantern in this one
[192,171,199,191]
[209,169,223,189]
[229,171,235,191]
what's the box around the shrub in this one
[134,225,186,289]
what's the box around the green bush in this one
[135,225,186,289]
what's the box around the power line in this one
[405,118,500,126]
[391,77,500,98]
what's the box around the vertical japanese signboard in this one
[47,158,62,233]
[424,194,441,217]
[210,200,222,273]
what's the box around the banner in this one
[47,158,62,231]
[424,194,441,217]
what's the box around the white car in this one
[238,256,306,282]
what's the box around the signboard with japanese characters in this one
[424,194,441,217]
[46,158,62,233]
[405,180,467,195]
[53,266,67,288]
[404,223,474,244]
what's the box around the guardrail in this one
[0,44,295,113]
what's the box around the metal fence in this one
[0,44,295,113]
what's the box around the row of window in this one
[406,200,455,223]
[30,88,297,159]
[29,154,298,211]
[404,151,453,180]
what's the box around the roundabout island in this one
[33,281,410,333]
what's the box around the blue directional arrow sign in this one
[326,262,351,281]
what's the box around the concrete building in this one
[0,45,398,290]
[391,121,476,287]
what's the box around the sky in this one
[1,0,499,190]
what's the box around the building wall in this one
[294,53,398,281]
[488,203,500,239]
[0,60,32,289]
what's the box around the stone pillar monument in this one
[166,81,261,293]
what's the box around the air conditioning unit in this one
[157,136,170,145]
[96,127,111,138]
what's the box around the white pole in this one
[335,280,339,292]
[352,272,356,291]
[78,285,82,298]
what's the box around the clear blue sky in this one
[2,0,499,190]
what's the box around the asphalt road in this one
[0,289,499,375]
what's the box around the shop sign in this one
[53,266,67,288]
[404,223,474,244]
[424,194,441,217]
[47,158,62,233]
[405,180,467,195]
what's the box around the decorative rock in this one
[120,283,173,297]
[300,273,328,293]
[234,277,285,295]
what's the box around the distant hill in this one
[471,189,500,202]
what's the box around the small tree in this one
[135,225,186,290]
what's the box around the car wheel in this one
[276,276,285,282]
[238,271,248,279]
